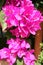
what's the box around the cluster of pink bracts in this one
[0,38,35,65]
[3,0,42,38]
[0,0,43,65]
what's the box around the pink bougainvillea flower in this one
[6,53,16,65]
[3,5,25,28]
[3,5,22,18]
[3,0,42,38]
[6,0,34,7]
[10,27,30,38]
[10,8,41,38]
[23,51,36,65]
[3,0,34,28]
[7,38,30,58]
[40,16,43,22]
[2,5,21,27]
[6,0,23,7]
[5,0,34,7]
[0,48,16,65]
[0,48,10,59]
[7,38,20,53]
[6,15,19,28]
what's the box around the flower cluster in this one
[0,0,43,65]
[0,47,16,65]
[0,38,35,65]
[3,0,42,38]
[23,51,35,65]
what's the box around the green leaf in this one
[0,11,7,31]
[40,43,43,48]
[17,59,23,65]
[35,62,41,65]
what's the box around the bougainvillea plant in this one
[0,0,43,65]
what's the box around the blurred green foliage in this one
[32,0,43,9]
[35,43,43,65]
[0,11,7,31]
[17,59,23,65]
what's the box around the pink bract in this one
[0,48,16,65]
[40,16,43,22]
[0,48,10,59]
[10,9,41,38]
[7,38,30,58]
[23,51,36,65]
[6,0,22,6]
